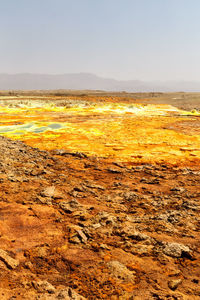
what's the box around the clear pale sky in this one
[0,0,200,81]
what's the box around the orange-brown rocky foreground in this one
[0,93,200,299]
[0,135,199,299]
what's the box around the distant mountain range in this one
[0,73,200,92]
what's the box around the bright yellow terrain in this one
[0,100,199,165]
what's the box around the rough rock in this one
[168,279,182,291]
[163,242,191,258]
[56,287,87,300]
[32,280,56,294]
[41,186,56,198]
[0,249,19,269]
[0,132,199,299]
[107,260,136,282]
[59,200,82,213]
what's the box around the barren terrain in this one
[0,92,199,299]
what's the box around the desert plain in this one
[0,91,199,299]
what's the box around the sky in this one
[0,0,200,81]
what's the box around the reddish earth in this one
[0,94,199,299]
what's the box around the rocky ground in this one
[0,135,199,299]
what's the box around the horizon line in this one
[0,72,199,83]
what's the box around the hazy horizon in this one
[1,0,200,81]
[2,72,200,83]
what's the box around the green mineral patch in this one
[48,123,62,130]
[0,121,64,135]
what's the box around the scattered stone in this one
[84,182,105,190]
[107,167,123,174]
[100,243,110,250]
[69,235,81,244]
[129,232,150,241]
[51,149,69,156]
[37,196,52,205]
[92,223,101,229]
[163,242,191,258]
[0,249,19,269]
[31,167,45,176]
[123,191,139,201]
[131,244,154,256]
[24,261,33,270]
[41,186,55,198]
[56,287,86,299]
[76,229,88,243]
[168,279,182,290]
[107,260,135,282]
[170,187,185,193]
[97,211,116,226]
[73,186,85,192]
[59,200,81,213]
[140,178,160,184]
[35,246,49,258]
[32,280,55,294]
[113,162,125,168]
